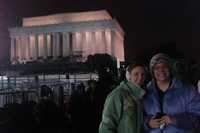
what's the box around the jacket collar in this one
[121,80,146,99]
[148,78,182,93]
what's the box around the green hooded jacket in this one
[99,80,145,133]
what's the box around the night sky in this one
[0,0,200,64]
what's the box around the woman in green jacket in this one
[99,63,146,133]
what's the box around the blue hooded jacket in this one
[144,78,200,133]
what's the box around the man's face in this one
[130,66,146,86]
[153,62,170,82]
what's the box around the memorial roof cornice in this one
[9,20,124,38]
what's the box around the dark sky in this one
[0,0,200,64]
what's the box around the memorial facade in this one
[9,10,124,64]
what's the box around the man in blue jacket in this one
[144,53,200,133]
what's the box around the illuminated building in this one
[0,10,125,106]
[9,10,124,64]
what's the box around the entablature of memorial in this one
[9,20,124,38]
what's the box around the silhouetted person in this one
[34,85,60,133]
[77,83,85,94]
[69,80,100,133]
[82,80,99,133]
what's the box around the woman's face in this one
[153,62,170,82]
[130,66,146,86]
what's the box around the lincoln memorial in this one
[9,10,125,64]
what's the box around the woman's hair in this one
[126,63,146,81]
[149,53,171,74]
[149,53,173,79]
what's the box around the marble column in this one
[105,29,112,55]
[26,35,31,61]
[94,31,100,54]
[81,32,87,58]
[79,32,83,55]
[86,31,95,56]
[102,30,107,54]
[43,33,48,59]
[62,32,70,57]
[58,33,63,57]
[115,31,125,61]
[10,37,15,63]
[35,34,39,59]
[56,32,60,57]
[22,35,30,62]
[109,30,125,61]
[95,30,105,54]
[52,32,60,58]
[91,31,96,55]
[73,32,83,55]
[46,34,53,57]
[111,30,116,56]
[71,32,76,55]
[38,34,45,58]
[29,34,37,60]
[21,35,27,62]
[85,32,90,56]
[119,38,125,61]
[16,36,22,63]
